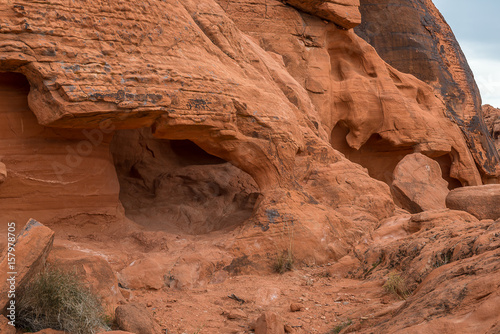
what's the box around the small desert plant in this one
[17,267,110,334]
[328,319,353,334]
[272,215,295,274]
[273,249,294,274]
[383,271,410,300]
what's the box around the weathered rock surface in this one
[0,2,498,333]
[254,311,285,334]
[223,0,482,188]
[282,0,362,29]
[356,212,500,333]
[446,185,500,220]
[0,72,121,225]
[115,304,162,334]
[484,104,500,153]
[392,153,449,213]
[0,162,6,184]
[0,219,54,311]
[47,246,125,313]
[355,0,500,180]
[0,315,15,334]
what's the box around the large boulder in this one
[283,0,362,29]
[391,153,449,213]
[47,247,125,314]
[0,219,54,312]
[446,185,500,220]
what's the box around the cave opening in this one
[330,122,462,189]
[110,129,260,235]
[330,122,414,185]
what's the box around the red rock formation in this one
[355,0,500,180]
[0,2,499,333]
[0,72,121,225]
[484,104,500,152]
[222,0,481,187]
[391,153,449,213]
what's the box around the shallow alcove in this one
[330,121,462,188]
[330,122,414,185]
[110,128,260,235]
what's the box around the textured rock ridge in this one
[222,0,481,187]
[355,0,500,180]
[484,104,500,153]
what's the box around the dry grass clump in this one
[17,267,110,334]
[273,249,294,274]
[383,271,410,300]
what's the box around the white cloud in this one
[461,41,500,107]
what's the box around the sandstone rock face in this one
[223,0,482,189]
[282,0,362,29]
[47,247,125,313]
[355,0,500,179]
[0,0,399,265]
[115,304,161,334]
[0,162,6,184]
[484,104,500,153]
[0,72,121,225]
[392,153,449,213]
[446,185,500,220]
[0,315,16,334]
[358,212,500,333]
[0,219,54,311]
[0,0,495,301]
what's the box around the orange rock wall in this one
[355,0,500,179]
[0,72,121,224]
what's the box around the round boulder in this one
[446,185,500,220]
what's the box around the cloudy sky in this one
[432,0,500,107]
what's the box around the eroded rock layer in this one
[355,0,500,179]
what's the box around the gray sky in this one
[433,0,500,107]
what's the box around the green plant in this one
[383,271,410,300]
[17,267,110,334]
[328,319,353,334]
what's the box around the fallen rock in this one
[254,311,285,334]
[446,185,500,220]
[0,219,55,311]
[118,257,165,290]
[283,0,362,29]
[284,324,295,333]
[0,315,15,334]
[225,308,248,320]
[290,303,304,312]
[115,303,161,334]
[47,247,125,313]
[98,332,135,334]
[0,162,6,184]
[391,153,449,213]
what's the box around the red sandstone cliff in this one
[0,1,499,333]
[355,0,500,181]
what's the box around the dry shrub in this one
[17,267,110,334]
[273,249,294,274]
[383,271,410,300]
